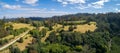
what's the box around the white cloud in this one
[0,2,21,10]
[23,0,39,6]
[57,0,86,6]
[0,2,70,18]
[56,0,110,9]
[115,8,120,12]
[2,4,21,9]
[0,3,44,11]
[75,4,89,10]
[91,0,109,8]
[62,2,68,5]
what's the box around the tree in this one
[6,25,13,31]
[68,26,74,31]
[18,38,23,43]
[10,47,21,53]
[40,28,48,37]
[46,31,58,43]
[41,44,70,53]
[29,29,40,38]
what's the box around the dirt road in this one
[0,30,30,51]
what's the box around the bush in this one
[75,45,83,52]
[68,26,74,31]
[18,38,23,43]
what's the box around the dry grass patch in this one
[39,26,49,31]
[74,23,97,33]
[15,34,33,51]
[12,23,34,30]
[39,26,45,31]
[64,26,70,31]
[0,35,14,40]
[41,31,52,42]
[53,24,63,31]
[63,22,97,33]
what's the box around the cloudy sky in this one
[0,0,120,18]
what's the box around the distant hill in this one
[2,17,47,22]
[26,17,47,21]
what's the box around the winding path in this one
[0,30,30,51]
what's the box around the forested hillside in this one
[0,12,120,53]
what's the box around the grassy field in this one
[0,35,14,40]
[14,34,33,51]
[52,24,63,31]
[12,23,34,30]
[63,21,97,33]
[73,24,97,33]
[5,22,34,30]
[63,26,70,31]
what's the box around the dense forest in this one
[0,12,120,53]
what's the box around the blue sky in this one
[0,0,120,18]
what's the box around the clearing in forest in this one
[64,26,70,31]
[73,23,97,33]
[12,23,34,30]
[14,34,33,51]
[52,24,63,31]
[63,21,97,33]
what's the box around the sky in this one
[0,0,120,18]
